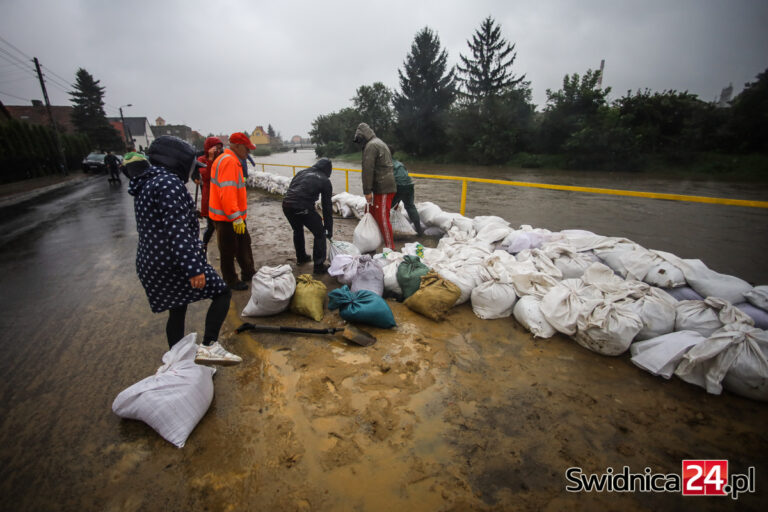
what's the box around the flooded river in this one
[256,149,768,285]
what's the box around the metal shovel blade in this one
[341,324,377,347]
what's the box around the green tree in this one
[69,68,122,151]
[448,88,535,164]
[729,68,768,152]
[393,27,456,157]
[352,82,394,141]
[309,107,362,157]
[456,16,526,102]
[267,124,276,138]
[539,69,611,153]
[614,89,717,154]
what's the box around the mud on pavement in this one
[99,189,767,512]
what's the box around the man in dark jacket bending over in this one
[282,158,334,274]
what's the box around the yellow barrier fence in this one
[253,162,768,215]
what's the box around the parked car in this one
[82,152,122,173]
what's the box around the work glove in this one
[324,228,332,239]
[233,218,246,235]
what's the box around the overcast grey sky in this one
[1,0,766,139]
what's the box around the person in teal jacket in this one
[389,148,423,235]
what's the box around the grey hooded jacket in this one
[354,123,396,195]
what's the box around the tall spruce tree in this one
[69,68,122,151]
[456,17,526,101]
[393,27,455,156]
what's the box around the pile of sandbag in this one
[246,171,292,195]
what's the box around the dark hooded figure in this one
[127,136,241,365]
[282,158,334,274]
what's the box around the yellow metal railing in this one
[253,162,768,215]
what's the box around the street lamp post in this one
[119,104,133,150]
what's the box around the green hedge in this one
[0,119,90,183]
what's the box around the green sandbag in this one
[328,285,396,328]
[404,271,461,321]
[396,255,429,299]
[290,274,327,321]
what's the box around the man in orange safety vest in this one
[209,132,256,290]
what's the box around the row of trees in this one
[311,17,767,170]
[0,118,90,183]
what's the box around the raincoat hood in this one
[354,123,375,144]
[313,157,333,177]
[146,135,203,184]
[204,136,224,153]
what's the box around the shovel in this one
[235,322,377,347]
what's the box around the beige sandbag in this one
[290,274,327,322]
[404,271,460,321]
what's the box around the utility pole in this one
[119,104,133,150]
[597,59,605,88]
[33,57,68,175]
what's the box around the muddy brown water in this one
[0,157,766,511]
[255,150,768,285]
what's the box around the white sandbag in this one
[513,295,557,339]
[655,251,752,304]
[470,280,518,320]
[432,211,462,231]
[744,285,768,312]
[663,286,704,301]
[628,287,677,341]
[421,247,449,268]
[416,202,443,225]
[574,300,644,356]
[475,223,513,244]
[353,211,383,253]
[112,333,214,448]
[541,244,595,279]
[516,249,563,279]
[499,226,551,254]
[449,215,475,236]
[350,255,385,296]
[644,262,686,288]
[735,303,768,330]
[328,239,361,263]
[675,298,753,337]
[242,265,296,317]
[472,215,510,232]
[675,323,768,401]
[377,251,405,296]
[630,330,705,378]
[540,279,604,336]
[390,205,417,236]
[328,254,359,285]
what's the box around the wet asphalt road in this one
[0,176,212,510]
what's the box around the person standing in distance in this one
[353,122,396,250]
[388,145,423,236]
[192,136,224,254]
[282,158,334,274]
[126,140,241,365]
[105,150,121,183]
[209,132,257,291]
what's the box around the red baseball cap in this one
[229,132,256,150]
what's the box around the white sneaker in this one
[195,341,242,366]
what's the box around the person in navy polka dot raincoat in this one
[126,137,240,363]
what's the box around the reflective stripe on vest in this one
[209,206,246,221]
